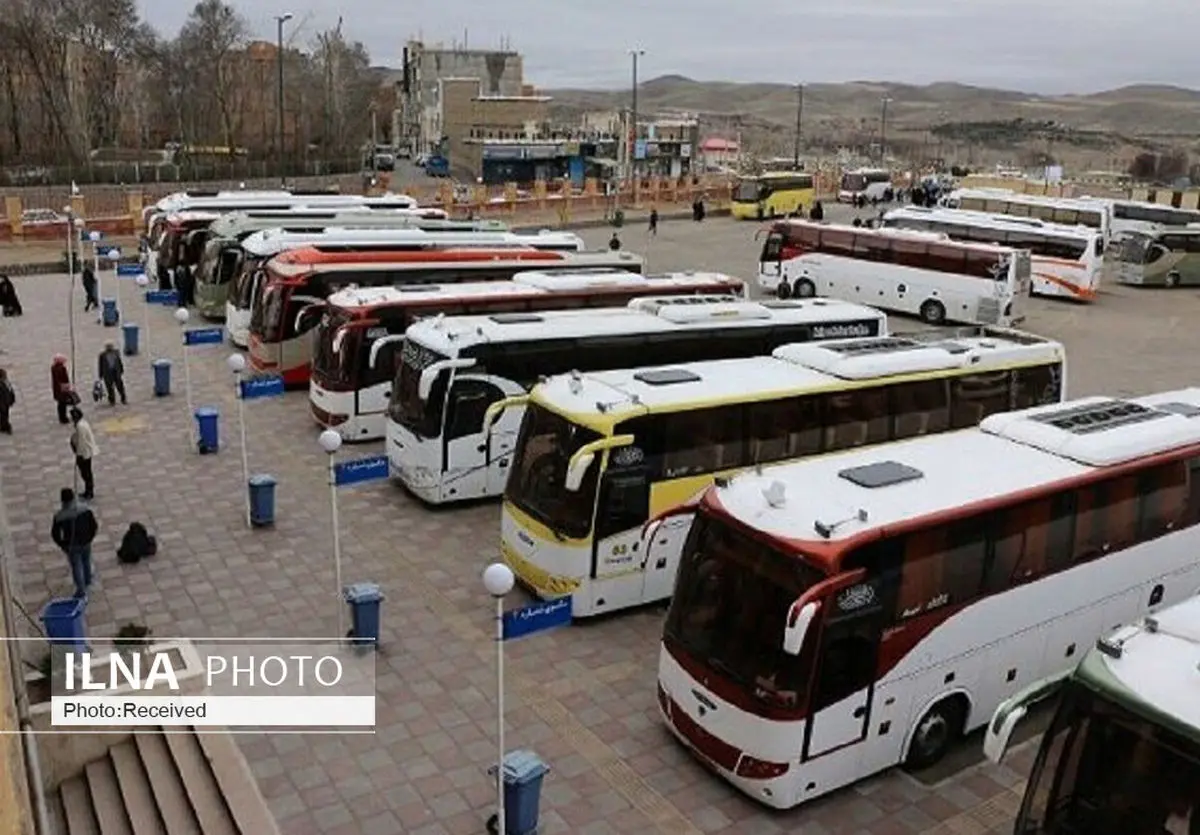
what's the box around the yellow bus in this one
[730,172,815,220]
[494,327,1066,618]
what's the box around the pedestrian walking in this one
[810,200,825,222]
[609,231,622,251]
[97,343,127,406]
[69,407,97,500]
[81,263,98,312]
[175,264,195,307]
[0,275,22,316]
[648,208,659,236]
[51,487,98,598]
[0,369,14,434]
[51,355,74,424]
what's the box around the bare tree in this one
[176,0,246,150]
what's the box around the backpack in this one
[117,522,157,564]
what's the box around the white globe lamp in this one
[174,307,189,325]
[135,274,149,288]
[482,563,515,598]
[226,353,246,374]
[318,428,342,455]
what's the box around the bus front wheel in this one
[793,279,816,298]
[905,696,967,771]
[919,300,946,325]
[1166,271,1182,288]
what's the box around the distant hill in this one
[544,76,1200,167]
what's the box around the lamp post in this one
[482,562,514,835]
[175,307,193,446]
[228,353,252,527]
[318,429,344,639]
[628,48,644,204]
[793,83,805,170]
[880,96,894,164]
[64,207,79,382]
[275,12,294,186]
[135,274,151,352]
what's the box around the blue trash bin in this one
[152,359,171,396]
[248,474,277,527]
[41,597,87,650]
[121,322,139,356]
[194,407,219,454]
[101,298,119,326]
[343,583,383,646]
[502,750,549,835]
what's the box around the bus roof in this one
[206,207,450,235]
[775,220,1018,254]
[327,270,744,313]
[705,387,1200,559]
[407,295,882,355]
[751,171,812,180]
[1074,594,1200,744]
[154,190,416,209]
[268,247,643,278]
[883,206,1099,240]
[239,225,521,256]
[532,327,1063,426]
[166,210,222,225]
[949,189,1109,212]
[258,229,582,257]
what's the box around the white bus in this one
[757,220,1031,326]
[315,270,750,442]
[985,594,1200,834]
[941,188,1113,242]
[142,188,418,235]
[500,327,1064,617]
[658,388,1200,810]
[224,227,579,348]
[882,205,1104,301]
[838,168,893,204]
[390,295,887,504]
[1109,198,1200,238]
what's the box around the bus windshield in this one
[506,405,602,540]
[254,284,288,342]
[664,513,824,705]
[312,311,358,390]
[390,340,450,439]
[734,180,761,202]
[233,258,267,308]
[842,174,867,192]
[1020,680,1200,834]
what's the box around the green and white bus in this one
[986,591,1200,834]
[1111,228,1200,288]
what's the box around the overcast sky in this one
[136,0,1200,94]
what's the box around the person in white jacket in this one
[69,407,98,499]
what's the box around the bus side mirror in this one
[483,394,530,436]
[983,705,1025,765]
[782,600,819,656]
[417,358,475,401]
[564,453,595,492]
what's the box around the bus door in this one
[592,455,651,607]
[802,577,887,760]
[442,375,507,501]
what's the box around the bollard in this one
[121,322,140,356]
[343,583,383,647]
[152,359,171,396]
[101,298,119,327]
[41,597,88,650]
[247,474,277,527]
[194,407,220,454]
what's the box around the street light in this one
[482,562,515,835]
[63,206,79,382]
[275,12,294,187]
[880,96,894,164]
[175,307,194,447]
[793,83,805,171]
[228,353,252,527]
[628,48,645,203]
[135,274,151,352]
[318,428,345,638]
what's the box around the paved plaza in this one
[3,214,1200,834]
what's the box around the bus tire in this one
[776,281,792,299]
[794,279,816,298]
[1166,271,1181,288]
[905,696,967,771]
[919,299,946,325]
[757,207,765,221]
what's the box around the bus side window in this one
[1138,462,1189,541]
[1094,475,1140,553]
[890,380,950,440]
[928,244,968,275]
[595,471,650,541]
[1186,458,1200,526]
[662,405,745,478]
[895,522,986,617]
[1070,485,1104,564]
[982,506,1026,593]
[617,415,664,480]
[1012,363,1061,409]
[444,379,504,441]
[965,249,1001,279]
[817,229,855,258]
[1011,498,1056,582]
[950,371,1011,428]
[747,395,821,465]
[824,389,888,452]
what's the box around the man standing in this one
[0,368,14,434]
[69,407,97,499]
[51,488,98,598]
[81,263,98,312]
[97,342,126,406]
[648,208,659,236]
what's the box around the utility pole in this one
[880,95,893,165]
[793,83,804,170]
[629,49,644,204]
[275,12,293,186]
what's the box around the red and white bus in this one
[312,269,749,442]
[657,388,1200,809]
[250,246,644,385]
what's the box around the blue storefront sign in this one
[634,140,648,160]
[116,264,143,276]
[238,375,285,401]
[334,454,389,487]
[183,327,224,346]
[502,598,572,641]
[144,289,179,305]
